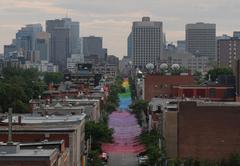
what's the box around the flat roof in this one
[2,114,85,124]
[197,102,240,107]
[0,149,56,158]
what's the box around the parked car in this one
[138,155,148,165]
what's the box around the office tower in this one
[127,32,133,58]
[16,24,42,52]
[186,23,216,60]
[217,37,240,68]
[4,44,17,58]
[46,18,80,70]
[132,17,163,69]
[177,40,186,51]
[82,36,107,63]
[46,19,71,71]
[233,31,240,39]
[51,28,69,71]
[35,32,51,61]
[62,18,80,53]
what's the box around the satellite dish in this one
[160,63,168,70]
[146,63,154,70]
[171,64,180,70]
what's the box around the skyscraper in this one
[46,18,80,57]
[217,37,240,68]
[35,32,51,61]
[127,32,133,58]
[186,22,216,60]
[4,44,17,58]
[177,40,186,51]
[51,28,70,71]
[82,36,107,63]
[46,19,70,71]
[62,18,80,53]
[16,24,42,52]
[132,17,163,69]
[233,31,240,39]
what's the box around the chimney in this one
[7,108,13,145]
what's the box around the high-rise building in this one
[177,40,186,51]
[62,18,80,53]
[46,19,72,71]
[132,17,163,69]
[186,22,216,60]
[233,31,240,39]
[127,32,133,58]
[4,44,17,58]
[16,24,43,53]
[51,28,70,71]
[217,37,240,68]
[46,18,79,51]
[35,32,51,61]
[82,36,107,63]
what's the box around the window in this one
[209,88,216,97]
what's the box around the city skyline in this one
[1,0,240,58]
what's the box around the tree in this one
[130,100,149,125]
[140,130,162,165]
[129,76,137,100]
[206,67,233,81]
[43,72,64,84]
[0,67,47,113]
[0,82,28,113]
[104,102,117,114]
[85,121,113,151]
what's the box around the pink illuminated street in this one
[102,79,144,166]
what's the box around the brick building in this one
[173,85,235,101]
[163,101,240,160]
[0,114,86,166]
[0,141,69,166]
[217,37,240,68]
[144,74,195,101]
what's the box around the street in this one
[108,153,138,166]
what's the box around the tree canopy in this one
[43,72,64,84]
[85,121,113,151]
[206,67,233,81]
[0,67,46,113]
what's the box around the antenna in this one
[7,108,13,145]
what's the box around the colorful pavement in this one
[102,79,144,154]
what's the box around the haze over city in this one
[1,0,240,58]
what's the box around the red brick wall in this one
[0,161,50,166]
[144,75,195,101]
[178,102,240,160]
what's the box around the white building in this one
[161,50,210,73]
[132,17,163,69]
[67,54,84,72]
[24,61,58,72]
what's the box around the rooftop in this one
[1,114,85,124]
[0,149,56,158]
[149,98,240,112]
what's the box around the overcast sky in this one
[0,0,240,58]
